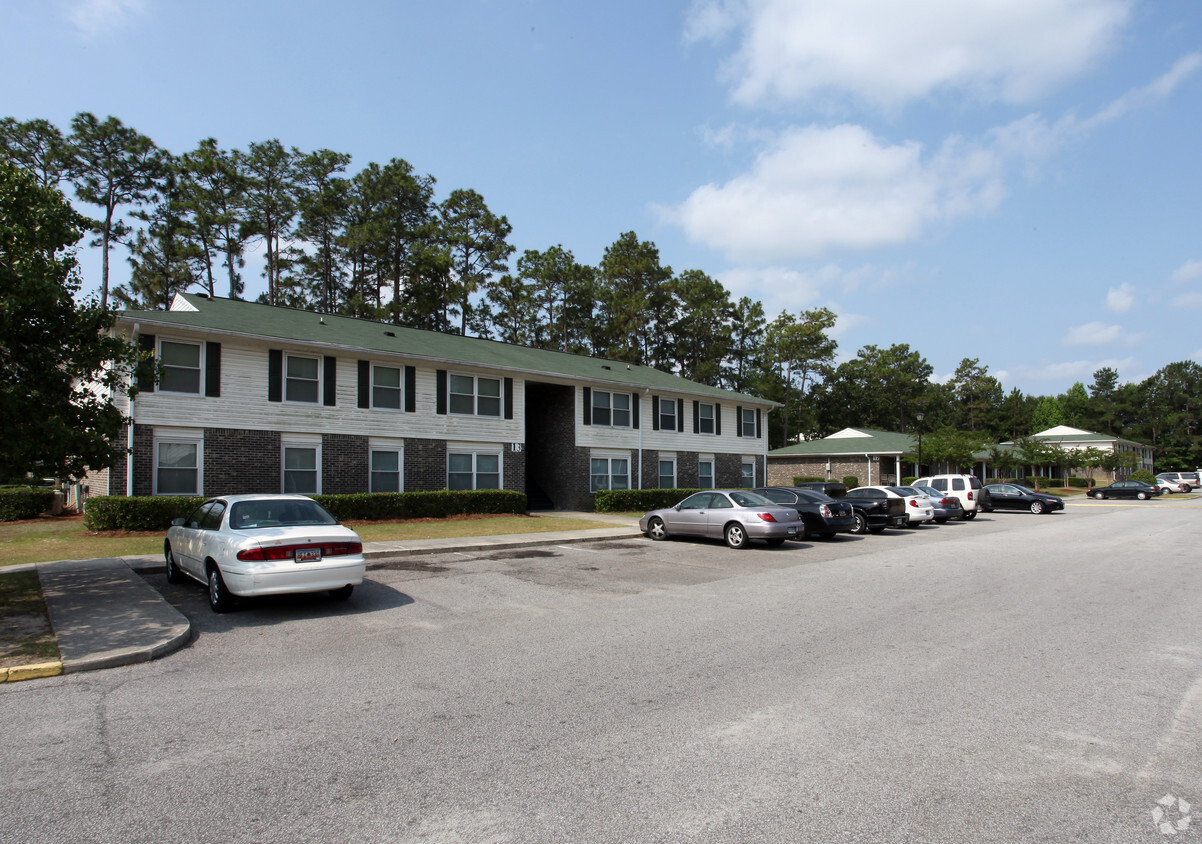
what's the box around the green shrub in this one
[0,487,57,521]
[1068,477,1091,487]
[595,488,702,512]
[83,489,527,531]
[793,476,824,484]
[842,475,859,489]
[1044,477,1065,488]
[901,476,917,486]
[1130,468,1157,485]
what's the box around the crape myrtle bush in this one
[83,490,527,531]
[794,476,824,484]
[595,488,702,512]
[0,486,57,521]
[1130,469,1157,485]
[842,476,859,489]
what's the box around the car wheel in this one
[1092,491,1105,500]
[646,516,668,541]
[164,545,183,584]
[329,584,354,601]
[964,511,977,520]
[850,512,868,534]
[868,526,886,534]
[1029,500,1045,515]
[1183,485,1193,493]
[935,517,948,524]
[765,538,785,547]
[725,523,748,549]
[1136,491,1147,500]
[207,565,235,613]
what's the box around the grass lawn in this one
[0,512,629,568]
[0,570,59,670]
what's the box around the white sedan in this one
[164,494,366,612]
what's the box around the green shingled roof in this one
[120,293,771,404]
[769,427,916,456]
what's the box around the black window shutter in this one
[677,399,685,432]
[652,396,660,431]
[582,387,591,425]
[323,356,337,406]
[436,370,447,415]
[736,405,743,437]
[357,361,370,409]
[504,378,513,419]
[404,366,416,412]
[693,400,700,434]
[715,403,722,436]
[631,393,639,429]
[268,350,282,402]
[136,334,156,392]
[204,342,221,397]
[756,408,762,438]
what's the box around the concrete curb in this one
[2,661,63,683]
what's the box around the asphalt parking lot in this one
[3,498,1201,843]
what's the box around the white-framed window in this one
[282,436,321,494]
[372,365,403,410]
[447,449,502,490]
[740,407,757,438]
[591,390,631,427]
[698,457,714,489]
[370,439,404,492]
[159,339,202,394]
[741,458,756,488]
[154,428,203,495]
[658,457,676,489]
[285,354,321,404]
[590,452,630,492]
[450,373,502,417]
[659,398,677,431]
[698,403,715,435]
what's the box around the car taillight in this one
[967,491,974,500]
[236,541,363,562]
[757,513,778,522]
[819,504,832,517]
[909,500,919,508]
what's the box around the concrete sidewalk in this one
[1,513,644,682]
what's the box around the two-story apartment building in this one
[92,293,774,509]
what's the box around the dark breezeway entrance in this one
[524,382,581,510]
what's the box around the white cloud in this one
[685,0,1134,109]
[1063,321,1142,347]
[1171,259,1202,284]
[1105,283,1134,313]
[1003,357,1137,384]
[64,0,148,38]
[1171,292,1202,309]
[662,124,1006,261]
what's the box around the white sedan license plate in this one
[787,527,797,536]
[295,547,322,563]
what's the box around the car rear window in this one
[230,499,339,529]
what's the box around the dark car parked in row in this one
[754,487,857,540]
[1087,480,1161,500]
[792,481,848,498]
[840,486,910,533]
[913,485,965,523]
[982,483,1064,514]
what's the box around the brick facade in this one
[322,433,369,495]
[767,455,899,487]
[204,428,281,496]
[405,438,447,492]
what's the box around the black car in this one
[754,487,857,540]
[982,483,1064,514]
[840,486,910,533]
[792,481,848,498]
[1087,480,1160,500]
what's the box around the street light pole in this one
[916,411,925,474]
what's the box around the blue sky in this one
[3,0,1201,397]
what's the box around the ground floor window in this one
[741,458,755,488]
[370,448,403,492]
[448,450,501,490]
[590,455,630,492]
[282,438,321,494]
[658,457,676,488]
[155,433,202,495]
[698,458,714,489]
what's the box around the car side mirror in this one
[171,517,185,526]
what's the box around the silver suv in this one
[911,474,989,519]
[1156,472,1199,492]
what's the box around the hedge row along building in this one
[91,293,775,510]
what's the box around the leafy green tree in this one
[817,343,933,433]
[1060,382,1090,428]
[291,149,351,313]
[1030,396,1065,432]
[0,117,69,188]
[66,112,166,307]
[671,269,732,386]
[0,160,143,480]
[948,358,1003,432]
[439,188,514,335]
[1087,366,1120,433]
[516,245,596,354]
[485,273,536,344]
[242,139,298,306]
[1139,361,1202,469]
[724,296,766,394]
[116,157,201,309]
[178,138,248,299]
[596,231,674,365]
[903,428,988,474]
[765,307,837,446]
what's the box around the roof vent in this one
[195,292,210,299]
[385,331,395,337]
[319,317,325,325]
[601,365,611,370]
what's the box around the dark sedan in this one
[982,483,1064,514]
[1087,480,1161,500]
[754,487,857,540]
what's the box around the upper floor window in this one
[450,374,501,417]
[592,390,631,427]
[159,340,201,394]
[740,407,757,438]
[372,365,402,410]
[286,354,320,404]
[659,398,677,431]
[698,403,715,435]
